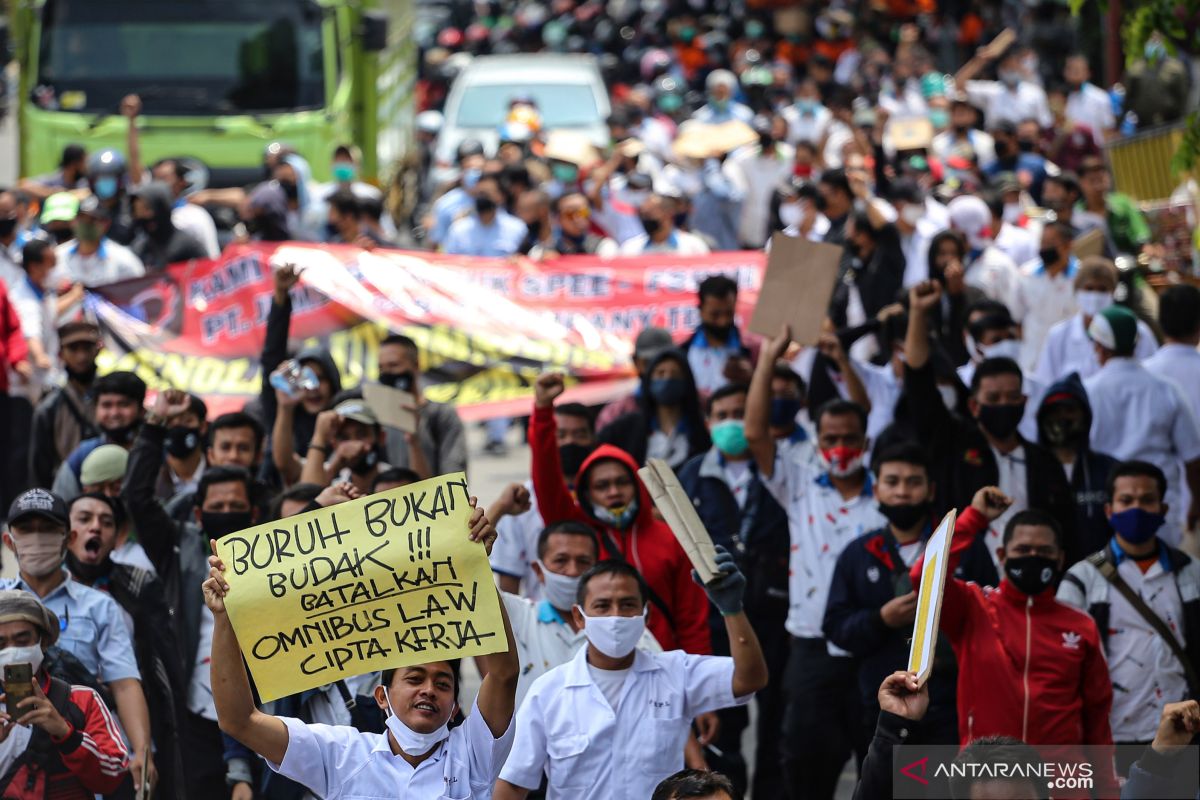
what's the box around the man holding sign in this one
[203,496,521,799]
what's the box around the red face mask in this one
[820,445,865,478]
[794,163,813,178]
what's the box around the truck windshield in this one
[36,0,325,115]
[455,83,600,129]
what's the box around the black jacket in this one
[829,223,905,328]
[28,381,97,489]
[899,360,1082,565]
[1035,373,1119,557]
[130,182,208,270]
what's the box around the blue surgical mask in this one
[592,501,638,530]
[649,377,687,406]
[711,420,748,457]
[1109,507,1165,545]
[929,108,949,129]
[462,168,481,189]
[770,397,802,427]
[94,176,118,200]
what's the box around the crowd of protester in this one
[0,0,1198,797]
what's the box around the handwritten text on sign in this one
[216,472,505,702]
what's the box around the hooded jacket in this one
[596,349,711,469]
[531,403,711,654]
[1035,372,1118,557]
[130,182,209,270]
[908,507,1119,795]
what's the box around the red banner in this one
[87,243,766,420]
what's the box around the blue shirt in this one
[0,571,141,682]
[442,211,528,257]
[429,187,474,245]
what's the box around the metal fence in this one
[1106,123,1190,202]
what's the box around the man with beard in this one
[29,322,101,489]
[52,371,146,503]
[301,399,390,496]
[65,492,186,799]
[121,390,264,798]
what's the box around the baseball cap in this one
[58,321,100,347]
[81,444,129,487]
[0,590,59,647]
[78,195,111,221]
[1087,305,1139,356]
[335,399,380,427]
[635,327,674,361]
[40,192,80,225]
[7,489,69,530]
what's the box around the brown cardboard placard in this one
[748,232,843,345]
[638,459,720,583]
[1071,228,1105,259]
[362,382,418,434]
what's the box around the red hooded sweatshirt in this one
[910,507,1118,795]
[531,403,711,654]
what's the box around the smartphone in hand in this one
[4,663,34,718]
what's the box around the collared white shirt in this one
[985,445,1029,571]
[490,482,543,602]
[993,222,1038,269]
[1095,542,1189,741]
[1065,83,1115,137]
[762,451,886,643]
[500,647,748,800]
[727,145,795,247]
[269,698,514,800]
[52,238,145,288]
[1012,257,1081,372]
[1085,359,1200,545]
[851,359,903,441]
[931,129,998,170]
[1144,343,1200,423]
[964,246,1020,311]
[1034,312,1159,386]
[965,80,1053,128]
[900,215,947,288]
[783,103,832,146]
[687,328,745,395]
[502,594,661,712]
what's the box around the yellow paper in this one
[907,509,956,687]
[215,472,506,702]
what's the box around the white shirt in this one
[723,460,753,510]
[171,203,221,259]
[500,647,748,800]
[188,605,217,721]
[782,103,832,146]
[852,359,903,441]
[762,450,887,642]
[1144,343,1200,423]
[965,80,1053,128]
[1065,83,1115,137]
[992,222,1038,269]
[985,445,1029,571]
[728,145,795,248]
[53,239,145,288]
[1084,359,1200,545]
[489,483,543,602]
[1034,313,1159,386]
[1104,552,1189,741]
[618,230,710,256]
[931,129,997,170]
[269,698,514,800]
[1011,257,1081,372]
[686,330,745,395]
[502,594,662,712]
[900,215,947,288]
[964,246,1020,311]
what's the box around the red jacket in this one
[0,282,28,394]
[531,404,711,654]
[1,673,130,799]
[910,508,1117,794]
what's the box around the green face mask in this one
[551,162,579,184]
[332,163,356,183]
[72,220,100,242]
[711,419,749,457]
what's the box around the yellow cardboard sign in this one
[215,472,506,702]
[907,509,957,687]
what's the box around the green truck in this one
[10,0,415,186]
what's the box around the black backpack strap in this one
[594,527,677,631]
[1087,549,1200,693]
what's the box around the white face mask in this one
[779,202,804,229]
[1002,202,1022,224]
[538,561,581,611]
[937,384,959,411]
[900,204,924,226]
[0,644,44,676]
[980,338,1022,362]
[1075,290,1114,318]
[578,607,646,658]
[383,688,452,756]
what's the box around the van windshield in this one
[36,0,325,115]
[454,83,599,129]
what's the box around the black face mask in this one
[1042,417,1087,448]
[994,140,1013,159]
[640,215,662,237]
[813,194,829,213]
[1017,139,1037,153]
[65,364,98,385]
[279,180,299,201]
[243,216,263,235]
[759,134,775,150]
[475,195,498,215]
[51,227,74,245]
[65,551,113,584]
[878,501,930,531]
[1038,246,1061,266]
[559,443,594,478]
[976,402,1024,440]
[1004,555,1058,595]
[379,371,415,392]
[201,510,253,540]
[164,426,201,459]
[103,422,139,446]
[0,217,17,238]
[701,322,733,342]
[349,447,380,476]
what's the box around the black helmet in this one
[87,148,126,178]
[456,138,485,162]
